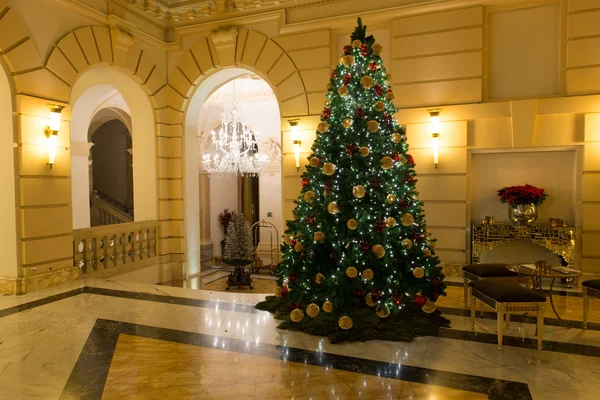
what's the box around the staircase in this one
[91,190,134,226]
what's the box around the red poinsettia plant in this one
[218,209,236,233]
[497,184,548,206]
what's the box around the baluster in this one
[150,227,157,257]
[115,233,125,266]
[125,232,133,264]
[105,233,116,268]
[83,238,94,271]
[96,235,106,270]
[73,240,84,272]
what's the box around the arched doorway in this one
[184,68,282,281]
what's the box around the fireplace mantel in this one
[471,223,575,266]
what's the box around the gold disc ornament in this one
[391,133,402,143]
[372,244,386,259]
[375,101,385,112]
[309,157,319,167]
[314,231,325,243]
[360,76,374,89]
[381,156,394,170]
[327,201,339,214]
[323,162,336,176]
[342,55,355,67]
[400,155,408,165]
[386,194,397,204]
[351,39,362,48]
[347,218,358,230]
[338,316,353,330]
[376,304,390,318]
[338,86,349,97]
[326,82,334,91]
[315,273,326,284]
[362,269,374,280]
[386,217,397,228]
[294,243,304,252]
[413,267,425,279]
[372,43,383,56]
[346,266,358,278]
[317,122,329,133]
[365,292,376,307]
[430,241,437,249]
[322,301,333,313]
[283,234,292,245]
[367,120,380,133]
[402,239,413,249]
[290,309,304,323]
[423,249,432,257]
[386,91,395,101]
[359,146,370,157]
[422,300,436,314]
[342,118,353,129]
[274,287,282,297]
[352,185,366,199]
[306,303,320,318]
[401,213,415,226]
[303,191,315,203]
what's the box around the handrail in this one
[73,220,158,273]
[91,196,133,226]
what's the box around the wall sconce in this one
[288,119,301,171]
[428,109,441,169]
[44,105,64,170]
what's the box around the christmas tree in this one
[223,213,254,265]
[270,18,447,331]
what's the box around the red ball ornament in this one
[371,290,382,301]
[300,252,309,261]
[353,289,366,297]
[369,177,382,189]
[345,143,358,155]
[407,176,415,183]
[374,84,383,97]
[356,107,366,119]
[383,112,392,124]
[408,155,415,166]
[431,276,441,288]
[289,238,297,247]
[433,293,439,301]
[331,72,337,79]
[414,233,424,242]
[343,72,352,85]
[281,285,289,298]
[301,178,310,188]
[414,295,427,308]
[368,61,379,71]
[343,45,351,55]
[306,216,315,225]
[289,302,302,309]
[288,273,299,282]
[375,220,386,233]
[325,181,333,191]
[398,198,409,209]
[391,152,400,162]
[360,44,368,56]
[391,293,404,306]
[358,238,371,254]
[322,108,331,120]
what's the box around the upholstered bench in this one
[469,280,546,350]
[583,279,600,329]
[462,263,523,307]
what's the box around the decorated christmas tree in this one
[224,213,254,265]
[258,19,447,340]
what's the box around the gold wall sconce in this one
[428,109,441,169]
[288,119,301,171]
[44,104,64,170]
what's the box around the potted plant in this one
[223,213,255,289]
[497,184,548,226]
[218,208,235,256]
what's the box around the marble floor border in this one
[61,319,533,400]
[3,285,600,357]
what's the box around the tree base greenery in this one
[256,296,450,344]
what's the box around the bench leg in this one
[505,313,510,329]
[470,288,476,330]
[464,278,469,308]
[583,295,589,329]
[497,311,504,350]
[537,304,544,350]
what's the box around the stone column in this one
[199,170,213,264]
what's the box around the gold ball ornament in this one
[309,157,319,167]
[342,118,353,129]
[386,193,397,204]
[274,287,282,297]
[402,213,415,226]
[315,273,326,284]
[376,304,390,318]
[283,234,292,245]
[347,218,358,230]
[324,99,331,106]
[314,231,325,243]
[365,292,376,307]
[327,201,339,215]
[424,229,431,238]
[338,316,353,330]
[386,217,397,228]
[346,266,358,278]
[423,249,432,257]
[338,56,344,65]
[290,308,304,323]
[413,267,425,279]
[351,39,362,48]
[352,185,366,199]
[322,301,333,313]
[294,242,304,252]
[375,101,385,112]
[342,55,355,67]
[296,232,303,238]
[400,155,407,165]
[430,241,437,249]
[304,191,315,203]
[326,82,334,91]
[386,73,393,81]
[306,303,320,318]
[338,86,349,97]
[362,269,374,281]
[402,239,413,249]
[381,156,394,170]
[372,43,383,56]
[323,162,336,176]
[391,133,402,143]
[317,122,329,133]
[372,244,386,259]
[361,76,374,89]
[386,92,395,101]
[422,300,436,314]
[367,120,380,133]
[359,146,370,157]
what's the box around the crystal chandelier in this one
[202,99,269,176]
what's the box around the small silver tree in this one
[223,213,254,265]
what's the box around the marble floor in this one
[1,277,599,400]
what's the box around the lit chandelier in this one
[202,100,269,176]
